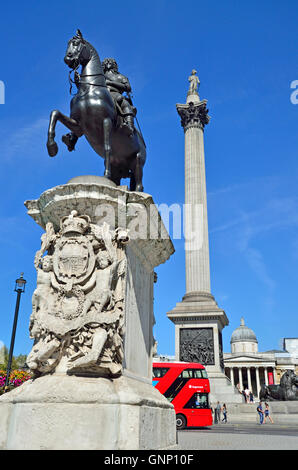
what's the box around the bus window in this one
[180,370,193,378]
[178,369,208,379]
[193,370,202,378]
[152,367,169,378]
[196,393,209,408]
[184,393,209,409]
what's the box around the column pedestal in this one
[167,292,242,404]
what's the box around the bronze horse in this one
[47,30,146,192]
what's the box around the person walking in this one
[215,401,221,424]
[249,391,254,404]
[242,389,247,403]
[257,401,264,424]
[210,404,216,424]
[221,403,227,423]
[264,402,274,424]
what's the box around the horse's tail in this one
[135,117,146,148]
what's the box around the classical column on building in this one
[273,368,277,385]
[230,367,235,387]
[247,367,252,392]
[238,367,243,391]
[264,367,268,386]
[256,367,261,398]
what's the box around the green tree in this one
[0,345,27,370]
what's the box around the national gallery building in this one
[223,318,298,398]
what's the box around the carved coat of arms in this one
[27,210,129,377]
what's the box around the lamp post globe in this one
[15,272,26,293]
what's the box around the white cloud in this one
[0,117,48,161]
[208,177,298,302]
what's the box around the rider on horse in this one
[62,58,136,151]
[102,58,136,135]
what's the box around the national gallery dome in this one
[230,317,258,354]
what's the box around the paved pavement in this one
[177,423,298,450]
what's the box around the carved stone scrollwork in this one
[179,327,215,365]
[27,210,129,378]
[177,101,210,131]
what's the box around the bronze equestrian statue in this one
[46,30,146,192]
[260,369,298,401]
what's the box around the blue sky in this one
[0,0,297,358]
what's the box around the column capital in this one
[176,100,210,131]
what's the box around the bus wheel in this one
[176,414,186,430]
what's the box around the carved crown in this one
[60,211,90,235]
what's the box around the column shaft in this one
[230,367,235,387]
[184,125,211,294]
[264,367,268,386]
[247,367,252,392]
[256,367,261,398]
[238,367,243,391]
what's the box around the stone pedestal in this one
[0,176,176,450]
[0,375,176,450]
[168,293,227,373]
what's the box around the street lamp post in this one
[4,273,26,392]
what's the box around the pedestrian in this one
[215,401,221,423]
[245,387,250,402]
[249,391,254,404]
[257,401,264,424]
[221,403,227,423]
[264,402,274,424]
[242,389,247,403]
[210,404,216,424]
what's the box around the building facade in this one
[224,318,298,398]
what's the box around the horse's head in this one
[64,30,92,70]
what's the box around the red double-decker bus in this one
[152,361,212,429]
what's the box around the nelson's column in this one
[167,70,241,404]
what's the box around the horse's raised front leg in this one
[47,110,83,157]
[103,118,112,179]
